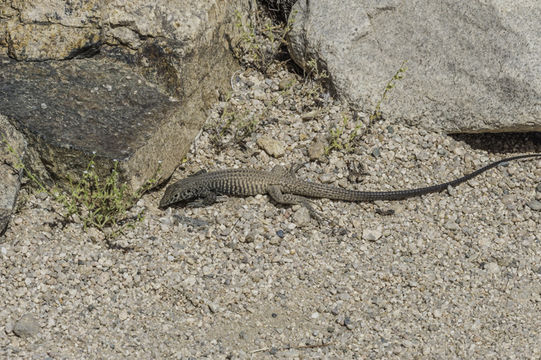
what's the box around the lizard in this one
[159,154,541,217]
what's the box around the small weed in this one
[299,59,330,108]
[1,137,48,193]
[207,105,261,150]
[325,114,348,154]
[233,8,294,73]
[279,77,297,94]
[304,59,329,82]
[369,60,408,125]
[235,115,260,143]
[324,61,407,155]
[325,113,366,155]
[1,135,159,240]
[58,155,159,234]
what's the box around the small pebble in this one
[444,220,459,231]
[527,200,541,211]
[256,136,286,158]
[485,262,500,274]
[36,191,49,201]
[362,226,382,241]
[292,207,311,226]
[308,137,326,160]
[13,314,40,338]
[278,78,294,90]
[343,316,354,330]
[415,151,430,161]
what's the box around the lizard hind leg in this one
[271,165,289,176]
[271,162,308,177]
[288,162,308,176]
[267,185,323,221]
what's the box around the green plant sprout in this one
[1,134,159,239]
[58,154,159,233]
[233,8,295,73]
[325,61,408,155]
[370,60,408,123]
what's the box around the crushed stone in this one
[1,60,540,359]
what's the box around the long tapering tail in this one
[350,153,541,201]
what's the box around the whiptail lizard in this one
[159,154,541,216]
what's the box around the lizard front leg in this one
[188,169,208,177]
[186,190,217,208]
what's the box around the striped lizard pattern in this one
[159,154,541,213]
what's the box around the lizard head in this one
[159,178,203,208]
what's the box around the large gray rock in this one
[0,59,197,190]
[0,115,26,237]
[287,0,541,133]
[0,0,250,191]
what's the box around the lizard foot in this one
[267,185,325,222]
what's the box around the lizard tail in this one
[350,153,541,201]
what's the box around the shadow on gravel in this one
[450,132,541,154]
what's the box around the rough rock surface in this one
[0,58,198,190]
[0,0,250,190]
[0,115,26,236]
[287,0,541,133]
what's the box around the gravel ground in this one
[1,63,541,359]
